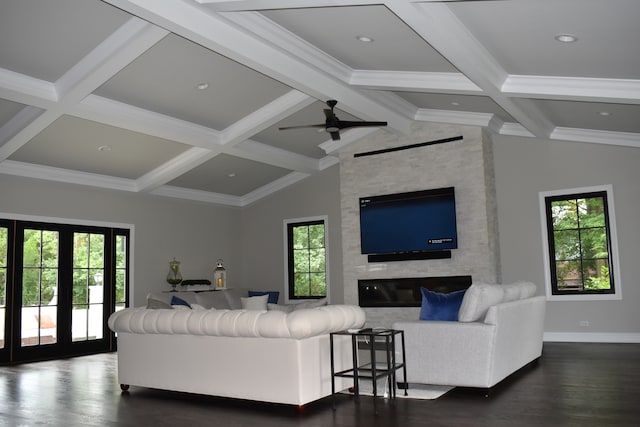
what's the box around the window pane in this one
[294,273,309,296]
[584,259,611,291]
[292,226,309,249]
[308,224,325,248]
[115,269,126,303]
[309,273,326,296]
[578,197,605,228]
[554,229,580,260]
[73,269,89,305]
[22,268,41,306]
[74,233,89,268]
[293,250,309,272]
[89,234,104,269]
[309,249,325,271]
[580,227,608,259]
[555,260,582,291]
[116,235,126,268]
[551,200,578,229]
[41,231,58,268]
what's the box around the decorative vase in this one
[166,258,183,291]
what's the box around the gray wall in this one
[2,127,639,340]
[240,165,344,303]
[0,175,241,305]
[492,134,640,340]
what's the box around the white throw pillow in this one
[458,283,505,322]
[241,294,268,310]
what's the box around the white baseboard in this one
[544,332,640,343]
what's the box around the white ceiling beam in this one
[219,90,316,145]
[102,0,412,136]
[227,139,320,174]
[72,95,223,149]
[350,70,482,94]
[0,68,58,108]
[135,147,217,192]
[388,0,556,138]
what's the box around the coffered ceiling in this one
[1,0,639,206]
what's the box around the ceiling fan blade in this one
[329,131,341,141]
[336,120,388,130]
[278,124,325,131]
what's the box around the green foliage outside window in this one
[290,222,326,298]
[548,194,612,292]
[22,229,59,306]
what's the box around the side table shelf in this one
[330,328,407,413]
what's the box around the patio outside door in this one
[0,220,128,364]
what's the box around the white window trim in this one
[538,185,622,301]
[283,215,330,304]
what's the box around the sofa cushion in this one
[458,283,505,322]
[419,288,466,321]
[267,303,294,313]
[171,296,191,308]
[147,298,171,309]
[196,291,231,309]
[241,294,269,310]
[248,290,280,304]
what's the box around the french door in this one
[0,219,129,364]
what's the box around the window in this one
[284,217,329,302]
[539,185,621,301]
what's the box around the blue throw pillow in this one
[170,295,191,308]
[248,290,280,304]
[419,288,466,321]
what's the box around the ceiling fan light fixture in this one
[555,33,578,43]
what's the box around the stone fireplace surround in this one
[339,123,500,327]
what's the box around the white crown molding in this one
[551,127,640,148]
[544,332,640,344]
[498,122,536,138]
[414,108,495,128]
[239,171,310,206]
[350,70,482,94]
[503,75,640,104]
[0,160,136,192]
[150,185,243,207]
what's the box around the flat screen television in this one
[359,187,458,255]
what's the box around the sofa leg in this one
[120,384,130,392]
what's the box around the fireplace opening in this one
[358,276,472,307]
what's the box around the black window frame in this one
[544,190,616,297]
[285,218,328,301]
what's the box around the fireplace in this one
[358,276,472,307]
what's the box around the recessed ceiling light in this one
[97,145,111,152]
[555,33,578,43]
[196,82,209,90]
[599,111,611,116]
[356,35,374,43]
[451,102,460,106]
[227,173,236,178]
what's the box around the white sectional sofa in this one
[108,290,366,405]
[393,282,546,389]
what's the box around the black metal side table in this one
[330,328,407,413]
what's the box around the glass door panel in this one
[114,234,127,312]
[72,232,104,342]
[21,229,59,347]
[1,226,7,350]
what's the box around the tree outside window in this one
[540,185,621,301]
[285,217,328,301]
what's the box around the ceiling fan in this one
[278,100,387,141]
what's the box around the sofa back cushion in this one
[195,291,231,309]
[419,288,466,321]
[457,283,505,322]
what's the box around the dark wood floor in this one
[1,342,639,426]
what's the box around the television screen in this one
[359,187,458,255]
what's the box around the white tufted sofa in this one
[108,303,365,405]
